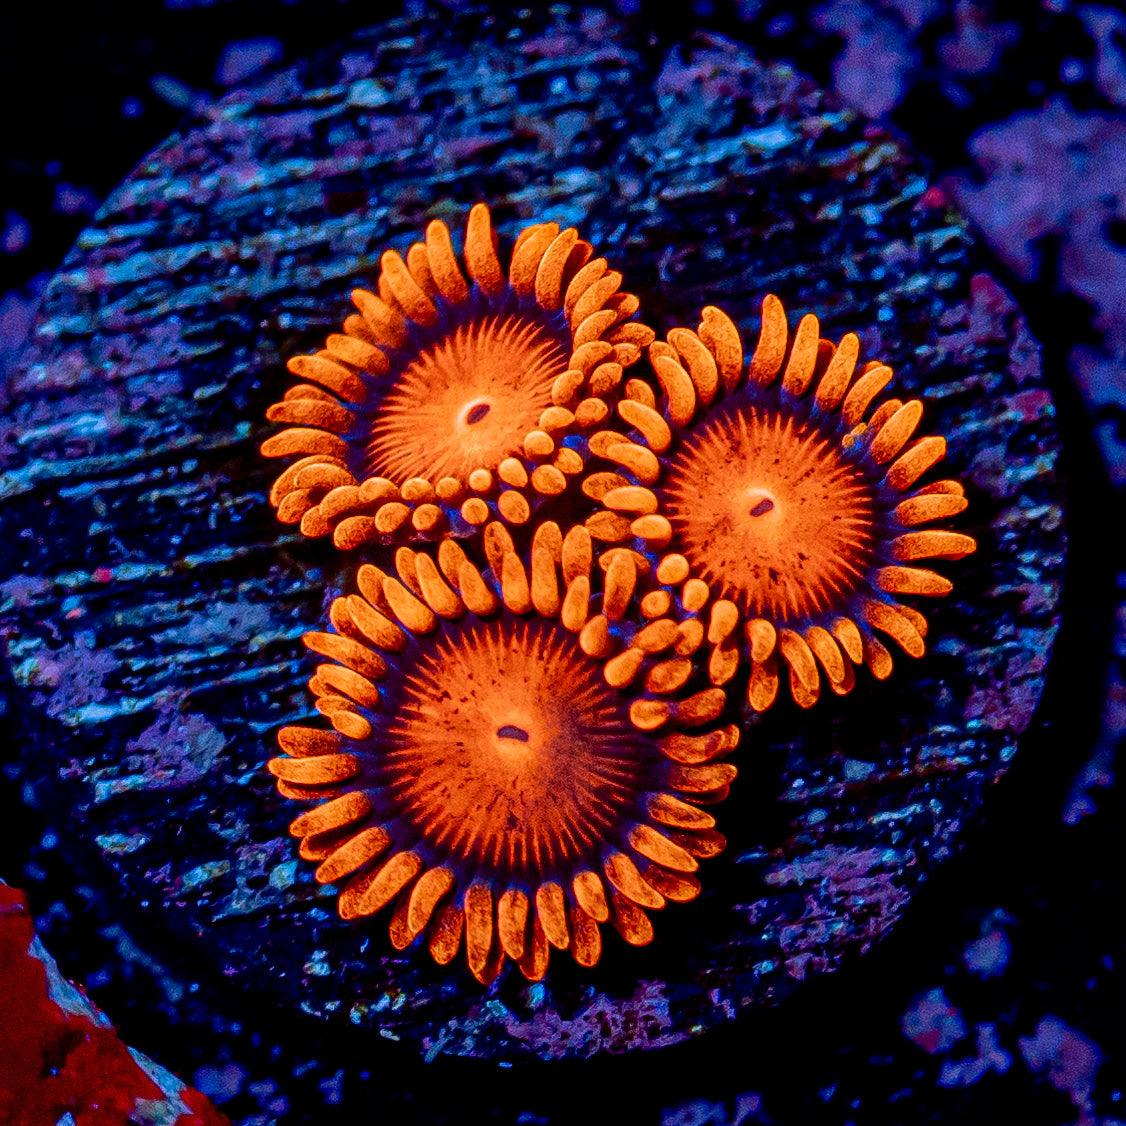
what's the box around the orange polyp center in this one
[663,405,877,623]
[380,620,649,877]
[365,313,567,483]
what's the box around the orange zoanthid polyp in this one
[268,520,738,984]
[386,619,650,875]
[261,203,654,549]
[368,316,566,485]
[664,408,877,623]
[585,294,977,710]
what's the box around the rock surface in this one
[0,7,1063,1062]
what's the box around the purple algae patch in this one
[1019,1016,1103,1118]
[902,987,968,1055]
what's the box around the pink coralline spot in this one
[53,183,99,218]
[1011,389,1052,422]
[1016,583,1059,618]
[903,987,967,1055]
[366,117,427,156]
[968,273,1016,343]
[966,656,1044,733]
[919,185,948,209]
[653,51,702,98]
[12,338,96,394]
[965,684,1003,728]
[92,566,114,584]
[654,47,757,105]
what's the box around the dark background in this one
[1,2,1122,1123]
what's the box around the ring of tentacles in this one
[262,203,654,548]
[586,294,976,710]
[268,521,738,983]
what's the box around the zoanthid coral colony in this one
[262,209,975,981]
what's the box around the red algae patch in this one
[0,883,226,1124]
